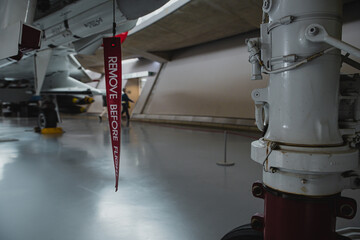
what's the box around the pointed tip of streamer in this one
[115,187,118,192]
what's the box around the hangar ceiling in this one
[76,0,359,73]
[76,0,263,72]
[123,0,263,55]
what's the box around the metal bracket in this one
[52,96,62,123]
[262,0,272,13]
[34,48,52,96]
[247,38,263,80]
[252,88,269,132]
[267,15,294,33]
[305,24,360,58]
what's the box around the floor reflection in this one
[0,117,358,240]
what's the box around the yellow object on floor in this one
[41,127,63,134]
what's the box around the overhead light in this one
[122,58,139,64]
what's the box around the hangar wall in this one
[132,31,268,128]
[87,59,161,113]
[88,20,360,129]
[144,32,266,118]
[132,20,360,128]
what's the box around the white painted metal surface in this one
[0,22,23,60]
[251,139,359,195]
[41,72,102,96]
[0,0,40,60]
[337,227,360,240]
[33,1,135,49]
[129,0,190,35]
[305,24,360,59]
[261,0,343,145]
[251,139,358,173]
[249,0,360,196]
[0,0,37,28]
[34,49,53,95]
[0,0,171,104]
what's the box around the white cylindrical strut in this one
[264,0,343,146]
[250,0,359,196]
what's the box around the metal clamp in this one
[247,38,263,80]
[252,88,269,132]
[267,15,294,33]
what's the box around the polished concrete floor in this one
[0,117,359,240]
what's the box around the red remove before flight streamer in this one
[103,37,122,191]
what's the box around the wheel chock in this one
[41,127,63,134]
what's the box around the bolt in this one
[340,204,354,217]
[308,27,319,36]
[263,0,270,9]
[301,179,307,184]
[252,185,263,197]
[251,218,264,230]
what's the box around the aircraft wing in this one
[0,46,102,103]
[0,47,93,82]
[0,0,170,103]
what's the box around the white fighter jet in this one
[0,0,169,128]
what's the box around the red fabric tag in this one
[116,31,128,43]
[103,37,122,191]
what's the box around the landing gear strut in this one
[38,98,58,129]
[38,109,57,128]
[223,0,360,239]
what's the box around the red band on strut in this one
[103,37,122,191]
